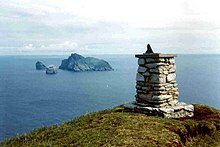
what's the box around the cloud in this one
[17,41,79,53]
[3,0,220,29]
[1,0,220,54]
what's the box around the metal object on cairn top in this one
[145,44,154,53]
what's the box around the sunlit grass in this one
[1,104,220,146]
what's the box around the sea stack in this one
[36,61,46,70]
[46,65,58,74]
[124,44,194,118]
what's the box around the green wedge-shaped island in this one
[59,53,113,72]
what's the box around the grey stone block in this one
[136,73,145,82]
[150,74,166,83]
[167,73,176,82]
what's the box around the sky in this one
[1,0,220,55]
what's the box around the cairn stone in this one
[138,58,145,65]
[138,66,147,73]
[124,44,194,118]
[136,73,145,82]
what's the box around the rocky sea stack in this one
[59,53,113,72]
[46,65,58,74]
[36,61,46,70]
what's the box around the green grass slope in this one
[1,104,220,146]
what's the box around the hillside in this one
[1,104,220,146]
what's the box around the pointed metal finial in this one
[145,44,154,53]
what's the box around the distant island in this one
[59,53,113,72]
[35,61,58,74]
[46,65,58,74]
[36,61,46,70]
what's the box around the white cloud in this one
[27,0,220,28]
[25,44,33,48]
[18,41,79,53]
[1,0,220,54]
[4,0,220,29]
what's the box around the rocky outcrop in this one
[36,61,46,70]
[46,65,58,74]
[59,53,113,72]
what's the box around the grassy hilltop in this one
[1,104,220,146]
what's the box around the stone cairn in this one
[124,44,194,118]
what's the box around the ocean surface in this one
[0,54,220,141]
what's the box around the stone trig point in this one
[124,44,194,118]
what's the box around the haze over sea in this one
[0,54,220,141]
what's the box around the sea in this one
[0,54,220,141]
